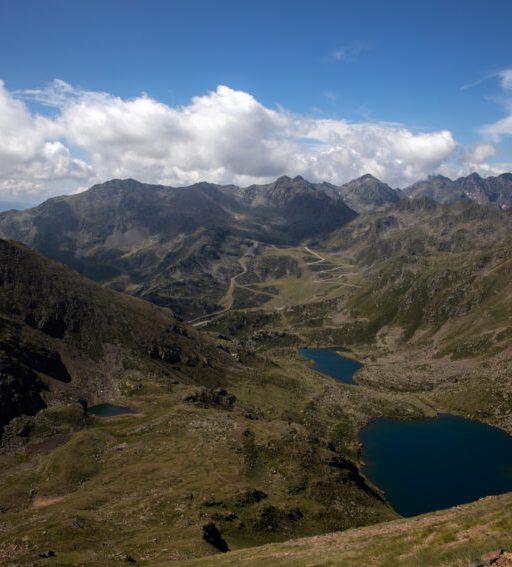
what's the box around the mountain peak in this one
[337,174,400,212]
[274,175,293,184]
[427,174,453,182]
[358,173,381,182]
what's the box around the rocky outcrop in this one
[403,172,512,209]
[202,522,229,552]
[235,488,268,506]
[182,387,236,410]
[0,239,228,437]
[337,174,401,213]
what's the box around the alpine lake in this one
[299,347,512,517]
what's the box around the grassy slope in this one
[4,200,512,565]
[0,240,432,567]
[175,492,512,567]
[3,344,440,566]
[209,201,512,434]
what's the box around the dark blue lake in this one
[88,404,134,417]
[299,347,362,385]
[360,415,512,517]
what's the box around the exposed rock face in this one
[182,387,236,409]
[337,174,402,212]
[0,239,227,435]
[0,324,73,434]
[145,344,182,363]
[239,175,357,239]
[0,177,357,318]
[403,172,512,209]
[402,174,469,204]
[476,549,512,566]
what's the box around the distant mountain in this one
[402,175,469,204]
[0,238,226,436]
[403,172,512,209]
[457,172,512,208]
[337,174,402,213]
[326,196,512,266]
[0,177,356,318]
[234,175,357,236]
[322,197,512,354]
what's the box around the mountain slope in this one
[174,492,512,567]
[2,239,431,566]
[307,198,512,357]
[403,172,512,209]
[0,177,356,318]
[0,238,226,438]
[337,174,402,212]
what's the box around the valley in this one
[2,172,512,566]
[189,243,363,327]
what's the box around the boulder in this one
[202,523,229,552]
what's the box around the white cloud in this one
[440,142,511,181]
[441,160,512,180]
[0,80,93,200]
[500,69,512,91]
[0,79,464,200]
[463,142,497,164]
[330,41,369,62]
[481,115,512,139]
[478,68,512,140]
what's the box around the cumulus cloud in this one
[478,67,512,140]
[0,79,465,200]
[0,80,93,200]
[440,142,511,180]
[463,142,497,164]
[481,115,512,140]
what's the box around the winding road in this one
[187,242,257,327]
[187,243,361,327]
[304,246,362,287]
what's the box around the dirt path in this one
[32,495,65,509]
[303,246,326,264]
[188,242,257,327]
[304,246,362,288]
[189,244,360,326]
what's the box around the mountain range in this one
[2,170,512,565]
[1,172,511,320]
[402,172,512,208]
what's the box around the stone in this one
[202,522,229,552]
[481,549,504,564]
[201,496,223,507]
[236,488,267,506]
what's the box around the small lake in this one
[360,414,512,517]
[302,347,512,517]
[299,347,362,385]
[88,404,134,417]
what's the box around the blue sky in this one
[0,0,511,200]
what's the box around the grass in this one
[5,205,512,565]
[2,348,419,566]
[172,493,512,567]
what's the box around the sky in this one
[1,0,512,202]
